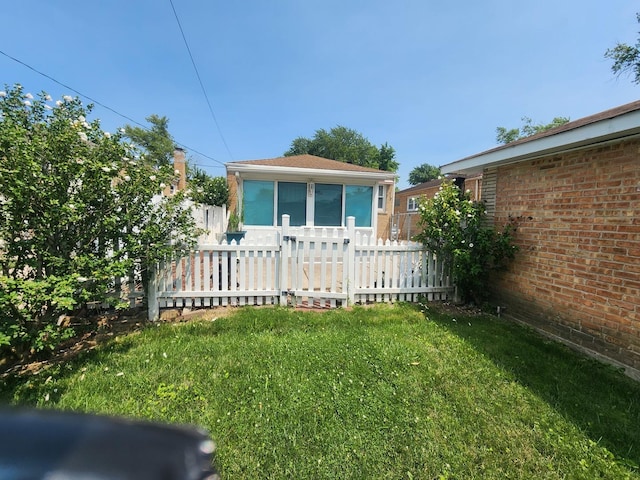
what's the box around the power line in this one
[0,48,227,170]
[169,0,234,161]
[0,49,148,130]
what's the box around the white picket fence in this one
[148,216,454,319]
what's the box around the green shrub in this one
[0,84,198,357]
[188,167,229,207]
[0,276,77,356]
[414,179,517,304]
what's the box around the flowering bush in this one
[414,179,517,304]
[187,166,229,207]
[0,84,198,357]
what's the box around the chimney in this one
[163,148,187,196]
[174,148,187,191]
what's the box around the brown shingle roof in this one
[456,99,640,163]
[508,100,640,144]
[227,154,387,173]
[398,179,443,195]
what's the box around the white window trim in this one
[407,197,418,212]
[242,179,377,228]
[377,185,386,212]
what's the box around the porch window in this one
[277,182,306,226]
[243,180,274,226]
[243,180,374,228]
[314,183,343,226]
[345,185,373,227]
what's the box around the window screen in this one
[345,185,373,227]
[314,183,343,226]
[277,182,306,226]
[243,180,274,226]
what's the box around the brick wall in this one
[490,139,640,376]
[376,184,395,240]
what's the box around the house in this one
[393,174,482,241]
[225,155,396,240]
[440,100,640,380]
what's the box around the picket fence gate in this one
[148,216,455,320]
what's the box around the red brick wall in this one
[490,139,640,374]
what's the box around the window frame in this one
[276,181,307,226]
[241,179,375,228]
[377,185,386,212]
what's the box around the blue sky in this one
[2,1,638,188]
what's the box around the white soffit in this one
[227,163,395,182]
[441,109,640,175]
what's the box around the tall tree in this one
[408,163,441,185]
[496,116,570,144]
[377,142,397,172]
[125,114,175,166]
[284,125,399,172]
[127,115,229,206]
[605,13,640,84]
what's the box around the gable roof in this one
[227,154,386,173]
[226,154,396,183]
[441,100,640,175]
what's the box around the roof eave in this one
[440,109,640,175]
[226,163,395,182]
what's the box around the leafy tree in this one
[126,115,229,207]
[408,163,441,185]
[414,180,517,304]
[284,125,399,172]
[0,85,198,357]
[124,114,175,166]
[188,166,229,206]
[377,142,397,172]
[496,116,570,144]
[605,13,640,84]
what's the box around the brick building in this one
[441,101,640,380]
[394,174,482,242]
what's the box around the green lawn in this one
[1,303,639,479]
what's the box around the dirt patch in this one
[421,300,485,317]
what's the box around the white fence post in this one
[279,214,290,305]
[147,263,159,321]
[346,216,356,305]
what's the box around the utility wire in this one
[0,49,147,130]
[0,48,226,170]
[168,0,234,161]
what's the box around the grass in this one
[1,303,639,479]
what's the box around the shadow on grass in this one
[427,305,640,470]
[0,334,139,408]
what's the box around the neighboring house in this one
[440,100,640,380]
[225,155,396,240]
[393,174,482,241]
